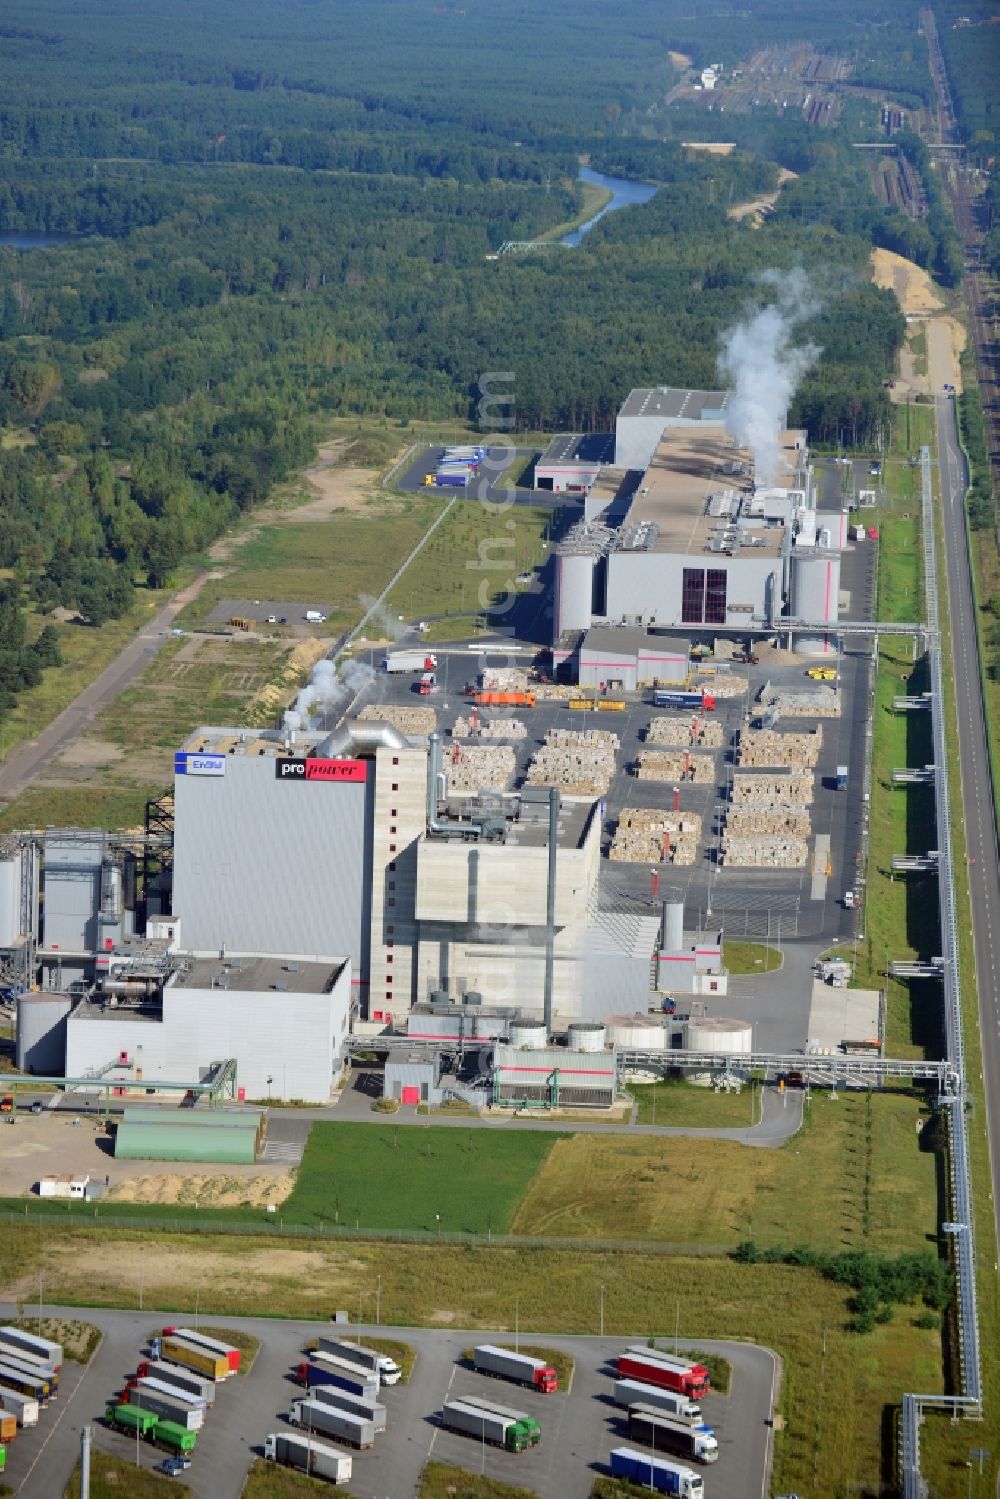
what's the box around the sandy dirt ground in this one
[0,1113,293,1198]
[297,441,380,515]
[668,49,693,68]
[727,168,797,225]
[870,248,965,396]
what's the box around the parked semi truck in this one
[164,1327,241,1374]
[459,1395,541,1444]
[616,1351,710,1399]
[610,1446,704,1497]
[263,1431,353,1485]
[441,1400,534,1452]
[107,1405,198,1455]
[153,1419,199,1455]
[0,1352,56,1392]
[612,1379,702,1423]
[155,1335,229,1383]
[0,1443,5,1474]
[0,1388,39,1427]
[471,690,537,709]
[317,1337,401,1386]
[125,1380,204,1430]
[472,1344,558,1393]
[0,1329,62,1371]
[0,1362,50,1403]
[137,1359,216,1406]
[0,1411,16,1443]
[836,764,849,790]
[381,651,439,674]
[289,1398,376,1450]
[652,690,715,711]
[296,1352,379,1403]
[308,1384,387,1432]
[628,1406,718,1464]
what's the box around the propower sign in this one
[274,757,368,783]
[174,752,226,778]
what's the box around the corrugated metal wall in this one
[42,835,105,951]
[172,756,373,976]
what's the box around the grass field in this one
[1,1316,101,1364]
[511,1090,939,1253]
[242,1458,344,1498]
[382,498,554,631]
[2,1220,941,1497]
[723,941,782,975]
[64,1452,189,1498]
[179,497,440,633]
[418,1463,537,1499]
[627,1079,759,1128]
[280,1122,562,1234]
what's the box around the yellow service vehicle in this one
[806,665,837,681]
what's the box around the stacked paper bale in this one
[609,808,702,865]
[635,750,716,784]
[453,716,528,740]
[647,716,725,748]
[525,727,619,797]
[735,727,823,769]
[444,744,516,795]
[358,703,436,735]
[480,667,530,691]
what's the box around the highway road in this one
[935,391,1000,1254]
[0,1307,779,1499]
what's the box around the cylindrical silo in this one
[604,1014,670,1050]
[506,1021,548,1050]
[567,1022,607,1053]
[16,993,73,1074]
[0,847,22,948]
[685,1017,753,1054]
[661,899,684,954]
[556,552,594,636]
[790,553,840,627]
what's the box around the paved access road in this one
[935,392,1000,1252]
[0,1305,778,1499]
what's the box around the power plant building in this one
[614,386,731,471]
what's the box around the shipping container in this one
[628,1406,718,1464]
[0,1328,63,1371]
[613,1379,701,1423]
[610,1446,704,1497]
[0,1388,39,1427]
[307,1384,387,1432]
[264,1432,353,1485]
[473,1344,558,1393]
[289,1398,376,1450]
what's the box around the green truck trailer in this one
[106,1404,197,1453]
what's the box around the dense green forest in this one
[0,0,938,716]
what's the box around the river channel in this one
[560,166,658,246]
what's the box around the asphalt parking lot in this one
[206,598,332,627]
[396,443,568,510]
[0,1308,777,1499]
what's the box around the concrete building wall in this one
[578,648,638,692]
[172,754,373,983]
[64,967,350,1103]
[555,553,595,637]
[604,552,783,629]
[367,744,427,1025]
[42,835,108,953]
[415,836,595,930]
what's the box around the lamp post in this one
[599,1283,605,1339]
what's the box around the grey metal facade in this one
[42,834,114,952]
[603,552,783,630]
[172,756,374,987]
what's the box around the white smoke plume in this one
[717,268,821,487]
[283,657,375,730]
[358,593,406,642]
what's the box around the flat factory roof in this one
[180,727,330,759]
[537,432,616,469]
[619,386,730,422]
[582,626,691,658]
[172,956,345,994]
[623,426,799,557]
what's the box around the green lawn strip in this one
[0,785,154,836]
[0,1316,101,1363]
[6,1220,942,1499]
[359,1336,416,1383]
[63,1452,190,1499]
[241,1457,358,1498]
[460,1343,574,1389]
[383,499,553,623]
[280,1123,561,1235]
[627,1079,760,1128]
[722,941,782,974]
[196,1324,261,1374]
[417,1461,544,1499]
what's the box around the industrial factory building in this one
[553,422,846,659]
[614,386,731,471]
[533,433,616,494]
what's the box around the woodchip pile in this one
[452,716,528,740]
[610,807,703,865]
[480,667,530,691]
[534,683,583,701]
[735,727,823,769]
[525,728,619,796]
[357,703,436,735]
[634,750,716,784]
[647,716,725,748]
[759,685,841,718]
[444,744,516,794]
[730,770,813,807]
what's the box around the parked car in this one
[156,1457,192,1476]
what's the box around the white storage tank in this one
[685,1017,753,1054]
[604,1014,671,1050]
[0,845,23,949]
[506,1021,548,1050]
[790,552,840,627]
[567,1022,607,1053]
[16,993,73,1074]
